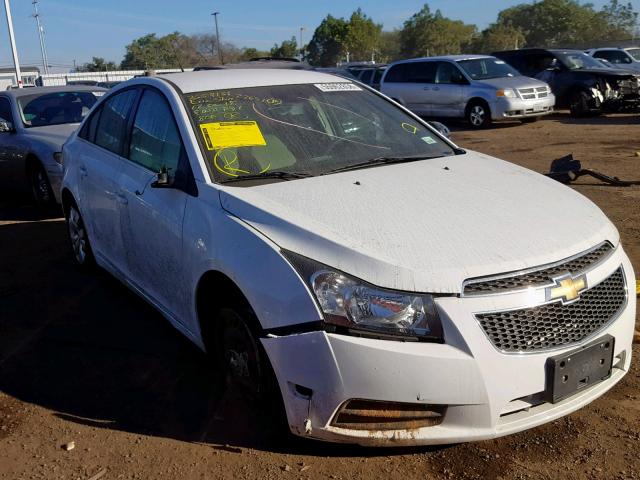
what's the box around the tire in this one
[466,101,492,128]
[66,202,95,268]
[216,307,279,402]
[569,90,592,117]
[29,162,55,208]
[521,117,540,124]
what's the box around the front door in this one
[118,88,190,322]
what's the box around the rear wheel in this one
[466,101,492,128]
[66,203,95,268]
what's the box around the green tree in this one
[466,24,526,53]
[306,15,349,66]
[270,36,298,58]
[345,9,382,62]
[120,32,188,69]
[239,47,269,61]
[77,57,119,72]
[600,0,639,39]
[400,4,476,58]
[378,30,401,63]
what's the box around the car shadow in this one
[546,111,639,126]
[0,215,442,457]
[0,195,63,222]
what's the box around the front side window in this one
[183,83,456,185]
[0,98,13,124]
[94,89,138,155]
[128,89,182,172]
[18,91,102,128]
[457,58,520,80]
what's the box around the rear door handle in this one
[115,193,128,205]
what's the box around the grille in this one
[517,86,550,100]
[464,242,613,295]
[476,267,626,353]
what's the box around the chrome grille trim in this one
[475,267,627,353]
[463,242,614,296]
[517,86,550,100]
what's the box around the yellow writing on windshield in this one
[199,121,266,150]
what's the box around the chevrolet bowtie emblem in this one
[545,273,587,304]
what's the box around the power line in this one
[31,0,50,74]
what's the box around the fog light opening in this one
[331,399,446,431]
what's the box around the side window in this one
[128,89,183,173]
[94,89,138,155]
[360,70,374,85]
[405,62,437,83]
[435,62,461,84]
[384,64,407,83]
[79,105,102,142]
[0,98,13,124]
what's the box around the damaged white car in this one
[60,70,636,446]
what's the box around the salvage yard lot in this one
[0,112,638,479]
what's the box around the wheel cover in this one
[68,207,87,264]
[469,105,485,126]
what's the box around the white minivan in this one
[61,70,635,446]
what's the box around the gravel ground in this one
[0,112,638,479]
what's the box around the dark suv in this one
[493,48,640,115]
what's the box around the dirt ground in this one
[0,112,639,480]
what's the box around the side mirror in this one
[150,166,174,188]
[0,120,14,133]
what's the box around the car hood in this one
[219,151,618,294]
[478,76,549,90]
[24,123,80,148]
[570,68,639,78]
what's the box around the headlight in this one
[496,89,517,98]
[284,252,443,341]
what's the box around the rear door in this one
[77,88,139,272]
[118,87,191,322]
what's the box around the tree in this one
[120,32,188,69]
[239,47,269,61]
[600,0,639,39]
[270,36,298,58]
[306,15,349,66]
[77,57,119,72]
[466,24,526,53]
[345,9,382,62]
[400,4,476,58]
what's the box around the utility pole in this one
[32,0,49,74]
[299,26,305,60]
[211,11,223,64]
[3,0,22,88]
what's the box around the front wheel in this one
[30,163,55,208]
[66,203,95,268]
[466,101,492,128]
[569,90,593,117]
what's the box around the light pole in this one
[3,0,22,88]
[211,11,223,65]
[32,0,49,74]
[299,26,305,60]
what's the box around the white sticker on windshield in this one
[421,136,437,145]
[314,83,362,92]
[93,91,106,97]
[494,60,506,64]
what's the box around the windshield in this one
[456,58,521,79]
[627,48,640,61]
[184,83,455,184]
[555,52,608,70]
[19,91,102,128]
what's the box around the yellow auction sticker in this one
[199,121,266,150]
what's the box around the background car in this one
[587,47,640,73]
[0,85,106,206]
[380,55,554,128]
[494,48,640,116]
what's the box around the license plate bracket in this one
[545,335,614,404]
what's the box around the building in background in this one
[0,67,40,90]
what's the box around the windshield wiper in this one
[220,170,314,183]
[323,154,447,175]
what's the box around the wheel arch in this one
[60,187,75,216]
[465,97,491,115]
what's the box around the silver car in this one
[587,48,640,74]
[0,86,106,206]
[380,55,555,128]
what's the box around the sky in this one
[0,0,628,72]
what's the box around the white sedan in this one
[60,70,635,446]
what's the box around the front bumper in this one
[262,247,635,446]
[492,95,556,120]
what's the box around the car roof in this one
[158,69,349,94]
[391,55,494,64]
[1,85,107,99]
